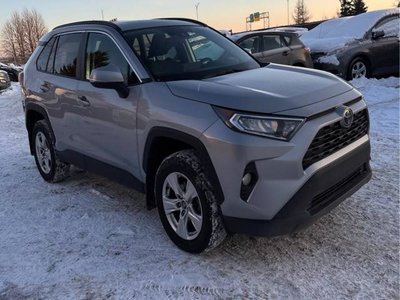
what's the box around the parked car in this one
[0,65,20,82]
[230,31,313,67]
[20,19,371,253]
[0,70,11,90]
[301,9,400,80]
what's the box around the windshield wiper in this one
[203,68,246,79]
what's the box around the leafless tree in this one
[1,8,47,64]
[292,0,311,25]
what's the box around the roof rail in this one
[53,20,122,31]
[156,18,208,27]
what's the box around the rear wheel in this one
[348,57,369,80]
[32,120,70,183]
[155,150,226,253]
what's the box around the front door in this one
[76,32,141,177]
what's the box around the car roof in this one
[53,18,205,32]
[230,30,296,42]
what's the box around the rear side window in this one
[85,32,139,85]
[36,37,56,72]
[263,35,285,51]
[53,33,82,78]
[239,36,262,54]
[283,35,292,46]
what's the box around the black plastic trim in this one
[143,127,225,205]
[25,102,55,154]
[223,141,371,237]
[57,149,145,193]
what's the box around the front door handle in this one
[40,83,49,92]
[282,50,290,56]
[77,96,91,107]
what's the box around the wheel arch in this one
[143,127,225,209]
[25,103,54,155]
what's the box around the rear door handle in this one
[282,50,290,56]
[77,96,91,107]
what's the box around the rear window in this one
[263,35,285,51]
[53,33,82,78]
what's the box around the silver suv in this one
[20,19,371,253]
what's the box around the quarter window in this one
[53,33,82,78]
[36,37,56,72]
[85,33,138,85]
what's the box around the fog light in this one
[242,173,252,186]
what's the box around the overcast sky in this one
[0,0,397,32]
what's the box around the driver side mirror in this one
[372,30,385,40]
[89,65,129,98]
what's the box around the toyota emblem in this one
[337,106,354,128]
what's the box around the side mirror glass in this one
[89,65,129,98]
[372,30,385,40]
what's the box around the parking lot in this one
[0,77,398,299]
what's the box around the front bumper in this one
[201,91,371,236]
[223,141,371,236]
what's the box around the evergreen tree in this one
[339,0,353,17]
[352,0,368,15]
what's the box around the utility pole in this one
[195,3,200,20]
[287,0,290,25]
[101,9,104,21]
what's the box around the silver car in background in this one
[0,70,11,90]
[230,31,313,67]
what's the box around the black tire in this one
[32,120,70,183]
[347,57,370,80]
[155,150,226,253]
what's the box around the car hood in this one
[166,64,353,116]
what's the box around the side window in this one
[85,33,139,85]
[263,35,285,51]
[36,37,56,72]
[54,33,82,78]
[239,36,262,54]
[374,16,400,38]
[283,35,292,46]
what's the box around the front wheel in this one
[348,57,369,80]
[155,150,226,253]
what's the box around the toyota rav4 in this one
[20,19,371,253]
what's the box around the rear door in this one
[75,32,141,175]
[34,33,84,153]
[237,35,264,62]
[261,34,291,65]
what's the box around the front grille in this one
[303,109,369,169]
[307,163,368,215]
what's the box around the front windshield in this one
[124,25,260,81]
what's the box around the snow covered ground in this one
[0,78,399,299]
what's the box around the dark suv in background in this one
[230,31,313,68]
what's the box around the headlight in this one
[0,79,5,83]
[214,107,305,141]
